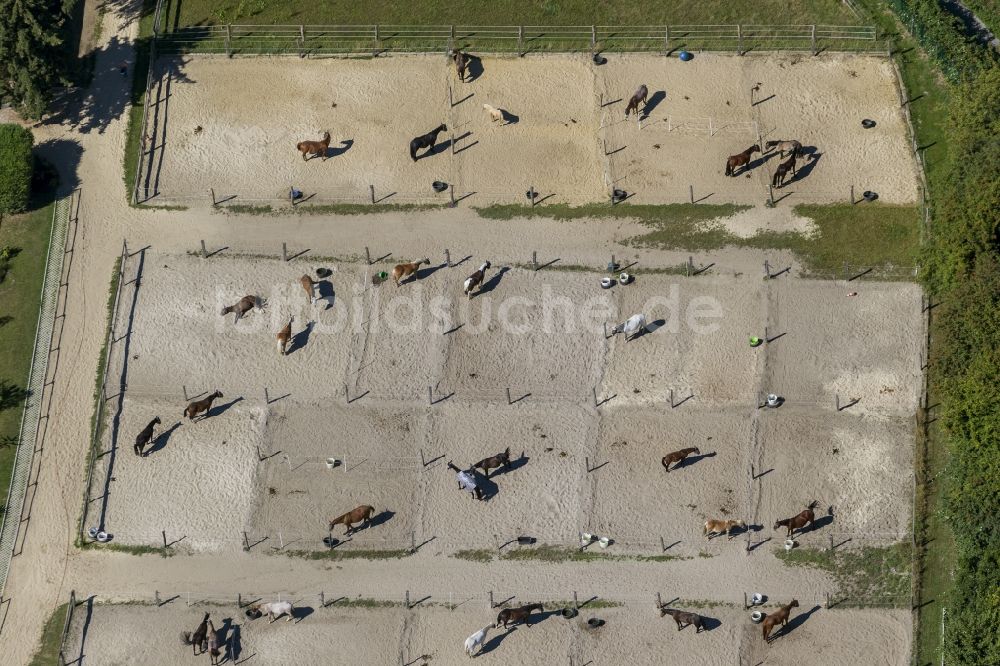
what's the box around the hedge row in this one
[920,66,1000,665]
[885,0,998,82]
[0,124,34,214]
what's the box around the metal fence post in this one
[518,26,524,56]
[811,25,817,55]
[737,24,743,55]
[225,24,232,57]
[664,27,670,55]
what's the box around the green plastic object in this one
[749,336,762,347]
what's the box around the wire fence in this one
[56,590,78,666]
[153,23,883,57]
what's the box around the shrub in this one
[0,125,34,214]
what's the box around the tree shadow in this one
[643,90,667,117]
[478,266,509,296]
[144,421,181,456]
[287,321,314,355]
[769,605,821,642]
[326,139,353,159]
[205,396,243,419]
[0,381,30,412]
[32,139,83,202]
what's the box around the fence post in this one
[365,246,371,265]
[450,184,456,208]
[299,25,305,58]
[689,184,694,204]
[532,251,538,271]
[850,184,855,205]
[210,189,216,207]
[374,25,380,55]
[405,590,410,609]
[768,184,774,206]
[444,249,451,267]
[664,27,670,55]
[811,25,817,56]
[200,241,207,259]
[518,26,524,56]
[282,243,288,262]
[225,24,232,57]
[737,24,743,56]
[591,25,596,51]
[162,530,168,549]
[370,184,375,204]
[507,388,512,405]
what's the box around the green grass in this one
[123,0,159,204]
[79,541,175,557]
[27,601,69,666]
[326,597,402,609]
[0,203,54,522]
[497,544,688,563]
[222,202,444,216]
[281,548,412,560]
[161,0,859,30]
[776,543,912,607]
[454,548,495,562]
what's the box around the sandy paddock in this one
[97,251,920,560]
[152,53,920,205]
[62,600,911,665]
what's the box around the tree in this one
[0,124,33,214]
[0,0,76,119]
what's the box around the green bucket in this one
[749,336,762,347]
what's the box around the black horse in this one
[409,124,448,161]
[771,153,797,188]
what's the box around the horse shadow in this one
[748,151,778,171]
[474,471,500,501]
[477,266,510,296]
[228,623,242,661]
[792,151,822,182]
[287,321,314,355]
[769,605,821,642]
[206,396,243,419]
[326,139,353,159]
[479,626,516,655]
[416,263,447,280]
[804,511,834,534]
[366,510,395,530]
[672,451,716,470]
[500,109,520,125]
[315,280,335,310]
[144,421,181,456]
[291,606,315,623]
[698,615,723,631]
[643,91,667,117]
[488,454,529,479]
[466,54,485,82]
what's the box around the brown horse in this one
[725,145,760,177]
[392,259,430,286]
[771,153,797,188]
[328,505,375,535]
[452,50,470,81]
[296,131,331,161]
[661,447,700,472]
[762,599,799,641]
[474,447,511,478]
[624,84,648,118]
[184,391,223,421]
[180,612,210,656]
[774,501,818,537]
[660,607,705,632]
[495,603,544,629]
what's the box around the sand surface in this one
[147,53,921,206]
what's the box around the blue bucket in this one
[679,51,693,61]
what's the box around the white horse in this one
[464,624,492,657]
[612,313,647,341]
[251,601,295,623]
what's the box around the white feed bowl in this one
[88,527,99,539]
[96,531,109,543]
[751,593,764,605]
[618,272,632,285]
[581,533,593,545]
[598,537,611,548]
[600,277,614,289]
[784,539,795,551]
[767,393,780,407]
[751,610,764,624]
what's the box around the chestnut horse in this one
[296,131,331,161]
[774,501,818,537]
[661,447,699,472]
[762,599,799,641]
[328,505,375,535]
[725,145,760,176]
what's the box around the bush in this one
[921,66,1000,665]
[0,125,34,214]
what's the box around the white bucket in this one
[598,537,611,548]
[581,533,593,545]
[618,272,632,285]
[751,593,764,605]
[326,458,340,469]
[96,531,110,543]
[600,277,614,289]
[88,527,99,539]
[767,393,780,407]
[784,539,795,551]
[751,610,764,624]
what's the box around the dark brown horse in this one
[409,124,448,161]
[762,599,799,641]
[184,391,222,421]
[329,505,375,535]
[624,84,648,118]
[771,153,797,188]
[452,50,470,81]
[474,447,511,478]
[180,612,210,655]
[661,447,700,472]
[296,131,331,161]
[496,603,544,628]
[134,416,161,456]
[774,501,819,537]
[660,607,705,632]
[725,145,760,176]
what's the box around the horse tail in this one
[409,141,418,161]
